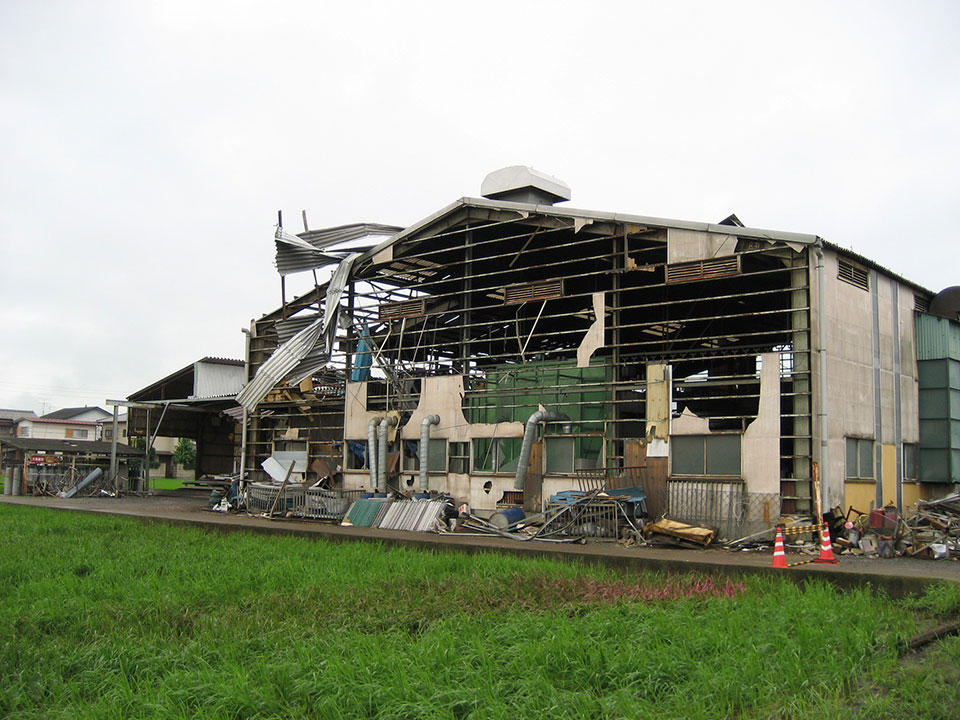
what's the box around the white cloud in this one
[1,0,957,411]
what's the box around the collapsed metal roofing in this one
[274,223,402,276]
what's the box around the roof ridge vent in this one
[480,166,571,205]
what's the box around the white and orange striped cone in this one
[813,525,840,564]
[771,528,787,568]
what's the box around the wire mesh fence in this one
[666,480,781,540]
[302,487,366,520]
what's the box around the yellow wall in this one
[902,482,922,510]
[880,444,897,508]
[844,482,876,514]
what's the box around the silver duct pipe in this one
[514,410,571,490]
[367,418,380,488]
[377,416,398,492]
[419,415,441,492]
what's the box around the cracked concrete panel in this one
[671,407,712,435]
[646,363,671,441]
[742,352,781,494]
[667,228,739,263]
[344,381,384,437]
[400,375,525,441]
[577,292,606,368]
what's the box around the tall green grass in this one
[0,505,941,719]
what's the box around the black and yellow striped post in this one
[778,523,824,537]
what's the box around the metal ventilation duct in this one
[480,166,571,205]
[929,286,960,321]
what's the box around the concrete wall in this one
[815,247,921,512]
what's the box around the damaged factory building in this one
[236,167,958,537]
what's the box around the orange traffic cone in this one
[772,528,787,568]
[813,524,839,564]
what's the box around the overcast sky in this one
[1,1,957,415]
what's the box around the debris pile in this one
[819,493,960,560]
[903,492,960,559]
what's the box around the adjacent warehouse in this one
[236,167,958,534]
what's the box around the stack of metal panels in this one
[342,498,392,527]
[377,500,448,532]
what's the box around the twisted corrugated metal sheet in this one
[274,223,400,276]
[237,254,359,411]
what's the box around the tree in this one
[174,438,196,470]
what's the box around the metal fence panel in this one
[666,480,780,540]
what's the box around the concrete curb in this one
[5,495,955,599]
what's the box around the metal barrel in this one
[489,506,525,529]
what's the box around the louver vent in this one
[666,257,741,283]
[838,259,869,291]
[378,299,426,320]
[504,279,563,304]
[914,294,931,313]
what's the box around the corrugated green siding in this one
[466,359,613,428]
[917,354,960,483]
[916,313,960,361]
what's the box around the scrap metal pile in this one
[825,496,959,560]
[455,488,648,544]
[725,492,960,560]
[903,492,960,559]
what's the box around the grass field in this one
[0,504,957,719]
[149,477,185,491]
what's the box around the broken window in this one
[345,440,367,470]
[401,439,447,473]
[845,437,874,481]
[448,442,469,474]
[473,438,522,473]
[545,436,575,474]
[903,443,918,481]
[671,434,741,477]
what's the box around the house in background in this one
[39,406,112,423]
[0,409,36,437]
[16,406,111,441]
[236,166,957,537]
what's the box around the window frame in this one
[401,438,448,474]
[448,442,469,474]
[845,437,875,482]
[472,437,522,474]
[902,442,918,482]
[670,434,742,478]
